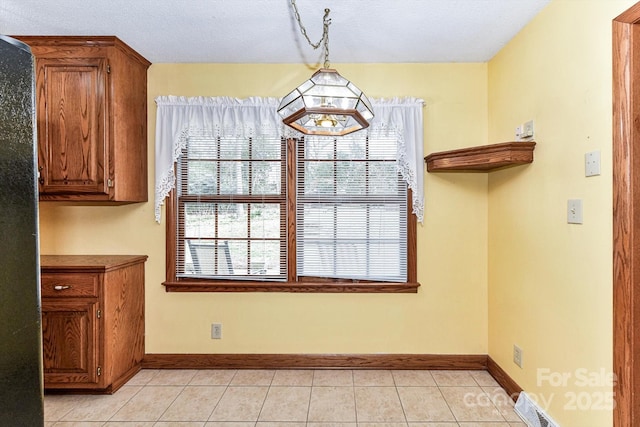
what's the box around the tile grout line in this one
[156,383,188,423]
[48,395,83,424]
[351,370,358,424]
[437,383,459,424]
[104,370,157,423]
[206,369,236,423]
[208,370,235,423]
[391,370,410,425]
[254,369,276,424]
[305,369,315,423]
[469,371,509,423]
[439,371,510,424]
[479,382,509,424]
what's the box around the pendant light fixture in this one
[278,0,374,136]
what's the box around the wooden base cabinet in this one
[40,255,147,393]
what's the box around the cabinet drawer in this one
[41,273,100,297]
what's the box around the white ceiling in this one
[1,0,551,64]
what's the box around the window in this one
[164,134,417,293]
[155,96,424,293]
[175,132,287,281]
[297,136,408,283]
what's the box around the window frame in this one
[163,138,419,293]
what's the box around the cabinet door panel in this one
[37,57,108,195]
[41,300,100,386]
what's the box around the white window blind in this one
[296,136,408,282]
[176,131,287,281]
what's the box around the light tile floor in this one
[44,369,527,427]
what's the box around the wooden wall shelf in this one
[424,141,536,172]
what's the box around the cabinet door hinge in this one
[106,64,111,74]
[107,178,114,188]
[97,366,102,376]
[97,309,101,319]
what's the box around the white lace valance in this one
[154,96,425,223]
[366,97,425,223]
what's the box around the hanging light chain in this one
[290,0,332,69]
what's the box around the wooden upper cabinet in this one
[38,57,108,195]
[15,36,151,203]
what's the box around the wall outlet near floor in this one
[211,323,222,339]
[513,345,523,368]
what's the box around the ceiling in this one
[1,0,550,64]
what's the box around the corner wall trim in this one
[143,353,488,370]
[487,356,523,402]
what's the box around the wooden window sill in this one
[162,280,420,293]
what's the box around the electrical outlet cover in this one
[585,151,601,177]
[513,345,523,368]
[515,125,523,141]
[211,323,222,339]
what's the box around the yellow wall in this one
[487,1,636,426]
[39,63,490,354]
[36,1,635,424]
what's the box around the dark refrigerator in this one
[0,35,44,425]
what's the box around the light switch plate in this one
[567,199,583,224]
[522,120,534,139]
